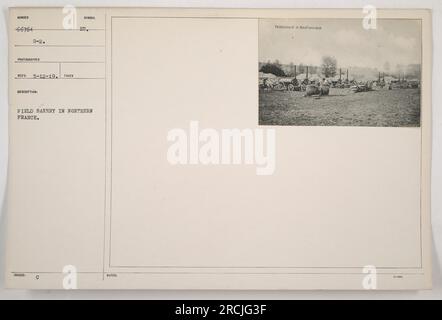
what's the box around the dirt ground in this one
[259,88,421,127]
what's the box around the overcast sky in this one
[259,19,421,70]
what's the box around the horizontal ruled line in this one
[31,28,105,31]
[14,44,105,47]
[11,271,426,275]
[15,61,104,64]
[14,77,105,80]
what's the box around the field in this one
[259,88,421,127]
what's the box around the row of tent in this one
[259,72,325,82]
[259,72,418,84]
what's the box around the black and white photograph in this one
[259,19,422,127]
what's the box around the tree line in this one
[260,56,338,78]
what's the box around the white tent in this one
[383,76,398,83]
[296,73,308,79]
[295,73,322,81]
[259,72,278,79]
[308,74,322,82]
[330,74,343,82]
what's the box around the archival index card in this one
[6,7,432,290]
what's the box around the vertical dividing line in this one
[109,16,113,270]
[102,12,107,281]
[419,18,423,269]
